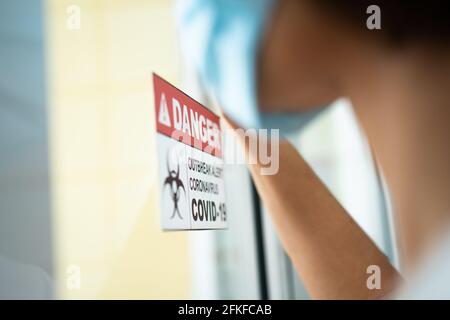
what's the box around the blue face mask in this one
[175,0,326,136]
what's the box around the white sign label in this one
[153,74,227,230]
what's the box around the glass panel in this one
[46,0,188,299]
[178,63,262,299]
[43,0,262,299]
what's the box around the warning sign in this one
[153,73,227,230]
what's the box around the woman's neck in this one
[347,44,450,270]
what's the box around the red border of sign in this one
[153,73,222,158]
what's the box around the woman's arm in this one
[226,118,401,299]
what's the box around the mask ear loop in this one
[369,143,402,273]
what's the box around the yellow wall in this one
[46,0,189,299]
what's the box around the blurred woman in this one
[178,0,450,299]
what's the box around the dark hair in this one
[314,1,450,45]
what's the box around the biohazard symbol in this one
[163,154,185,219]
